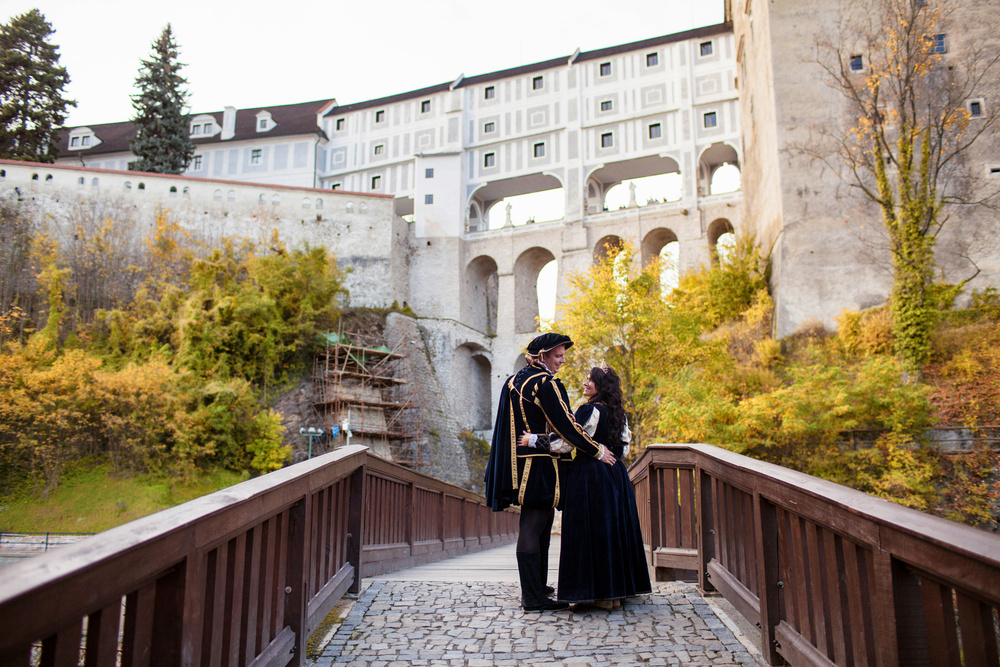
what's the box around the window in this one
[969,100,983,117]
[77,176,84,185]
[70,136,79,147]
[315,198,323,209]
[648,123,662,139]
[192,155,203,170]
[646,52,659,67]
[532,76,544,90]
[374,144,384,155]
[203,122,213,134]
[250,149,262,165]
[533,142,545,158]
[601,132,613,148]
[599,62,611,77]
[191,124,201,135]
[214,190,223,201]
[124,181,132,190]
[336,118,346,131]
[259,119,267,130]
[930,33,947,53]
[425,194,434,204]
[704,112,718,128]
[484,121,495,133]
[600,100,613,112]
[421,100,431,113]
[849,55,864,71]
[375,110,385,123]
[484,85,495,99]
[484,152,495,168]
[371,175,381,189]
[81,136,90,146]
[331,183,341,190]
[700,41,714,57]
[425,168,434,178]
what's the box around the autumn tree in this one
[811,0,1000,368]
[0,9,75,162]
[129,24,194,174]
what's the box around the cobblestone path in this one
[314,581,764,666]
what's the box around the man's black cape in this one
[484,375,516,511]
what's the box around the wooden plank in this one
[754,494,781,667]
[258,516,278,651]
[652,547,700,570]
[50,619,82,667]
[306,565,354,633]
[776,507,795,634]
[246,626,295,667]
[821,530,848,666]
[805,521,828,658]
[788,512,813,645]
[774,621,838,667]
[678,468,694,549]
[178,551,206,667]
[955,591,998,667]
[121,583,155,667]
[242,525,264,666]
[150,563,185,666]
[707,559,761,628]
[84,601,122,667]
[919,577,960,667]
[697,468,716,592]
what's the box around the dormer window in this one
[190,114,217,137]
[255,110,274,132]
[67,128,98,150]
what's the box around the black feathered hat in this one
[526,333,573,356]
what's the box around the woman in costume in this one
[521,365,651,608]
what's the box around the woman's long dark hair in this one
[588,366,627,446]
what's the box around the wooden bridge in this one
[0,443,997,666]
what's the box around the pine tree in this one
[129,24,194,174]
[0,9,75,163]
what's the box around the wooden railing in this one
[0,446,517,666]
[630,443,1000,667]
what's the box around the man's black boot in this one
[517,552,568,612]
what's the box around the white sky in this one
[5,0,726,127]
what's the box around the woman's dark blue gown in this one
[558,403,652,602]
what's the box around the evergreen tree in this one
[0,9,75,163]
[129,24,194,174]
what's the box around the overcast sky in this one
[5,0,726,127]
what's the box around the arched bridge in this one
[1,445,998,666]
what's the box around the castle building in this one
[19,3,997,476]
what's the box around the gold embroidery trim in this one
[551,457,560,508]
[518,457,533,505]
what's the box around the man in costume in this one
[484,333,616,612]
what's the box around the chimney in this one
[222,106,236,140]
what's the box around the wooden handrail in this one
[630,443,1000,667]
[0,446,517,666]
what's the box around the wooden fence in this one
[0,446,517,667]
[631,443,1000,667]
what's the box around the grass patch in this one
[0,461,247,533]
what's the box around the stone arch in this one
[515,246,557,333]
[271,194,280,206]
[468,172,564,230]
[137,182,145,191]
[214,190,223,201]
[708,218,736,265]
[464,254,499,334]
[698,142,740,196]
[588,155,682,211]
[594,235,626,265]
[641,228,679,267]
[44,174,53,184]
[91,178,99,187]
[453,343,493,430]
[513,353,528,374]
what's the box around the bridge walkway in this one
[313,538,766,666]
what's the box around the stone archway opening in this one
[642,228,680,293]
[708,218,736,265]
[588,155,682,212]
[468,173,564,231]
[515,246,557,333]
[699,143,740,196]
[453,343,493,431]
[464,255,499,334]
[594,235,626,266]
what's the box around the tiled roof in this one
[57,98,335,158]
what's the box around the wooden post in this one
[871,548,902,667]
[285,497,311,666]
[347,465,366,594]
[697,467,716,592]
[753,493,782,666]
[648,465,663,579]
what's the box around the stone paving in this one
[314,580,764,666]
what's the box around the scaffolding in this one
[312,328,428,468]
